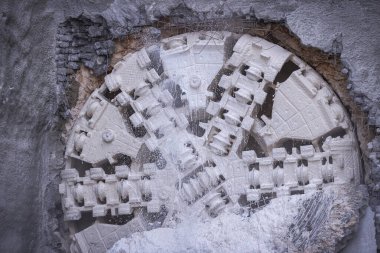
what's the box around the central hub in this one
[189,75,201,89]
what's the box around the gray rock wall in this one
[0,1,379,252]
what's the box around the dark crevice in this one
[161,80,186,108]
[290,190,304,195]
[276,138,313,155]
[318,127,347,151]
[187,120,207,137]
[239,64,249,76]
[120,105,147,138]
[73,212,96,232]
[224,33,240,62]
[113,154,132,167]
[239,193,274,210]
[257,84,275,119]
[273,60,300,84]
[249,162,260,171]
[70,157,93,177]
[146,45,163,75]
[102,88,122,100]
[101,211,134,225]
[208,68,232,102]
[143,206,169,230]
[242,134,267,158]
[94,159,115,174]
[297,159,308,167]
[273,161,284,168]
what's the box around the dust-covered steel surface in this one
[61,32,362,252]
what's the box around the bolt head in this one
[102,129,114,143]
[189,75,201,89]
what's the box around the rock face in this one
[0,1,379,253]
